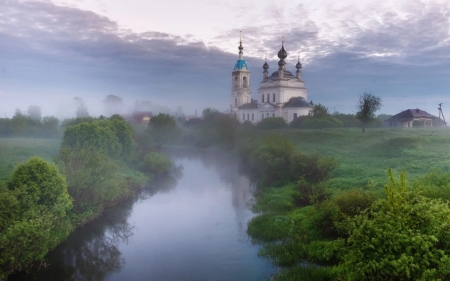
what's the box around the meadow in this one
[240,126,450,190]
[0,138,61,181]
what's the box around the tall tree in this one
[356,93,382,132]
[27,105,41,120]
[103,95,124,116]
[309,103,329,118]
[74,97,89,117]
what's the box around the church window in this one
[252,113,254,121]
[262,95,264,103]
[266,113,269,118]
[247,114,249,120]
[294,113,298,119]
[235,98,237,107]
[243,113,245,120]
[272,113,275,117]
[262,114,264,119]
[273,93,275,102]
[243,76,247,88]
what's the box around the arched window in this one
[247,113,249,120]
[243,76,247,88]
[262,113,264,119]
[235,98,237,107]
[273,93,275,102]
[272,113,275,117]
[252,113,254,121]
[243,113,245,120]
[266,113,269,118]
[294,113,298,119]
[262,95,264,103]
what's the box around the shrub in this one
[300,117,343,129]
[256,117,287,129]
[340,170,450,280]
[143,152,173,177]
[334,188,378,218]
[297,180,330,206]
[242,120,253,127]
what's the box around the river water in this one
[12,149,275,281]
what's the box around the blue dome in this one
[234,60,248,70]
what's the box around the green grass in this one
[239,127,450,190]
[0,138,61,181]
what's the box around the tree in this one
[147,113,180,146]
[356,93,382,132]
[309,103,329,118]
[74,97,89,118]
[27,106,41,120]
[1,158,72,278]
[103,95,124,116]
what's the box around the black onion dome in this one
[277,45,288,59]
[278,60,286,66]
[263,61,269,70]
[296,60,302,69]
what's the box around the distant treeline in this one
[0,110,59,137]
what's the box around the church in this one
[231,36,312,124]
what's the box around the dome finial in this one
[296,51,302,70]
[238,30,244,60]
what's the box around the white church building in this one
[231,36,312,124]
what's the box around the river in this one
[11,149,275,281]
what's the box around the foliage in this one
[147,113,180,145]
[62,122,121,159]
[27,106,41,120]
[0,110,59,138]
[0,158,72,279]
[300,116,343,129]
[340,170,450,280]
[142,152,173,177]
[74,97,89,117]
[332,113,361,127]
[289,115,309,128]
[242,120,253,127]
[102,95,124,116]
[256,117,287,129]
[56,146,121,221]
[247,136,337,186]
[376,113,392,121]
[355,92,382,132]
[297,180,330,206]
[309,103,329,118]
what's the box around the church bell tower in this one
[231,32,251,113]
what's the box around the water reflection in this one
[10,148,274,281]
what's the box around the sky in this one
[1,0,450,118]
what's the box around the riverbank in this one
[237,127,450,280]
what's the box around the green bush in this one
[1,158,72,279]
[143,152,173,177]
[297,180,330,206]
[340,170,450,280]
[300,117,343,129]
[256,117,287,129]
[334,188,378,218]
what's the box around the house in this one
[384,109,444,127]
[132,111,153,123]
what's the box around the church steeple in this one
[263,53,269,79]
[238,31,244,60]
[277,37,287,78]
[234,31,248,71]
[296,52,303,79]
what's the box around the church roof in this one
[234,60,248,71]
[269,70,296,79]
[239,99,258,109]
[283,97,312,108]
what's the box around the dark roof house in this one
[384,109,445,127]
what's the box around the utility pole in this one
[438,103,446,127]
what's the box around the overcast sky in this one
[1,0,450,118]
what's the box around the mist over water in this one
[11,148,275,281]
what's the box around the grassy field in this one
[0,138,61,181]
[239,127,450,190]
